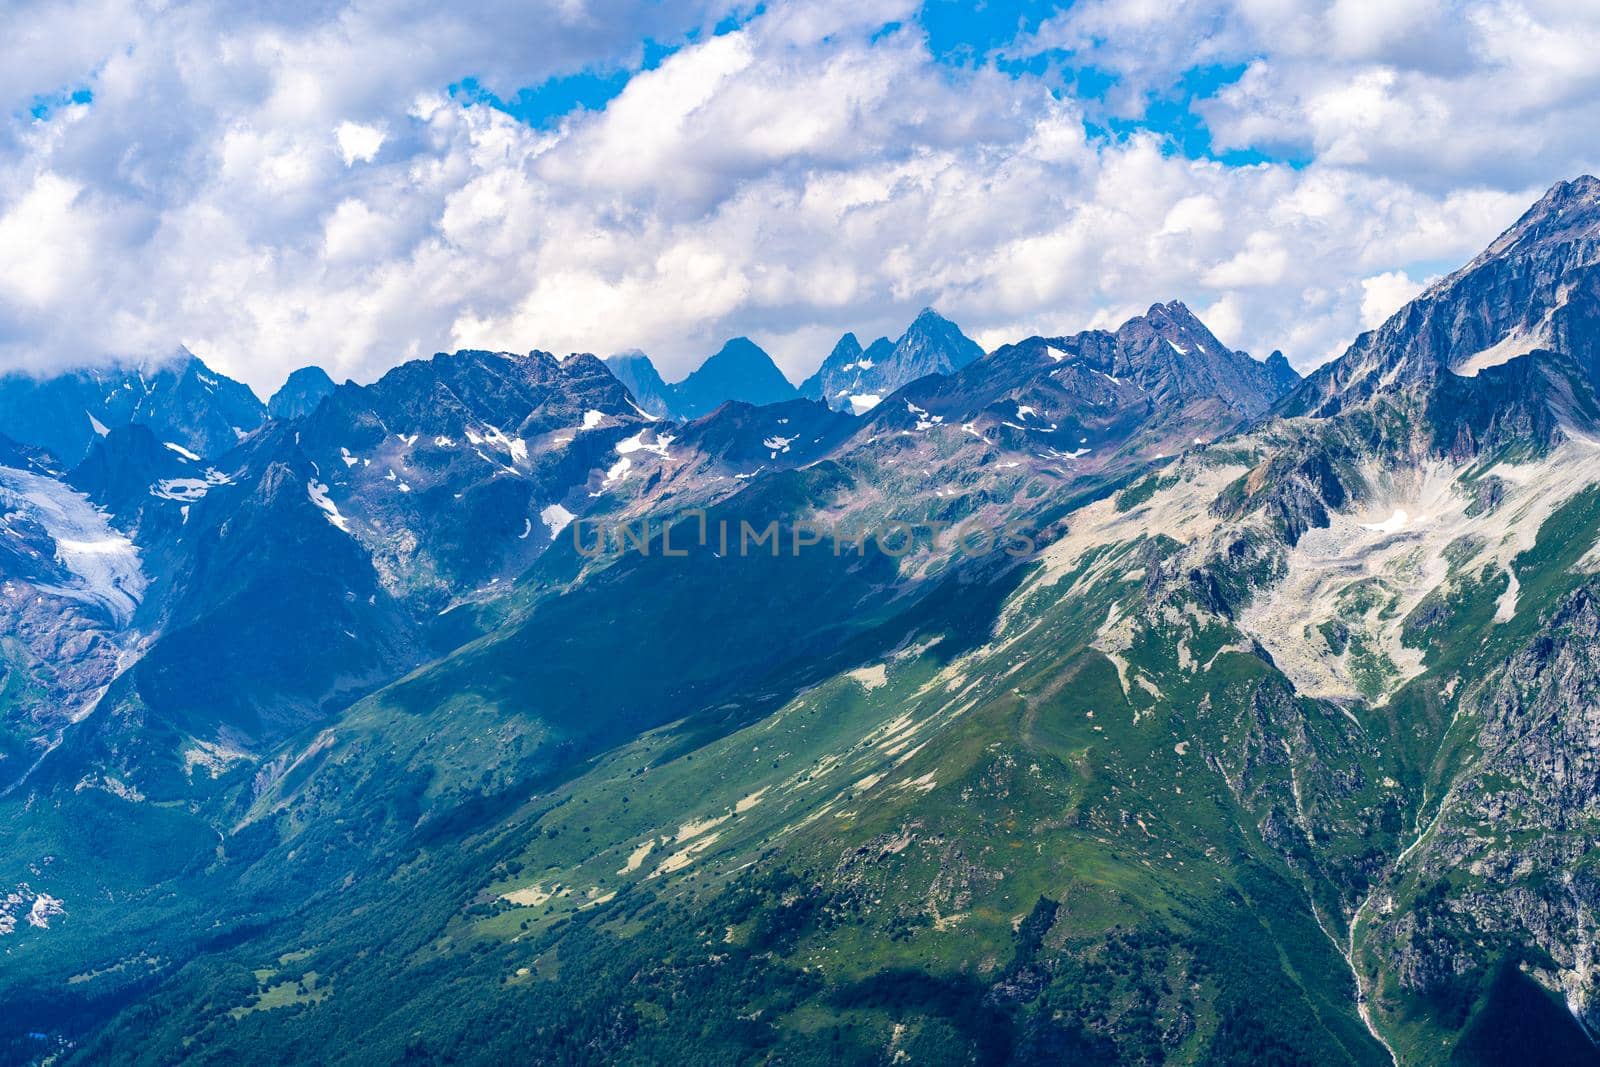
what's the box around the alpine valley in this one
[4,179,1600,1067]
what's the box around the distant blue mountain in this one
[666,337,798,419]
[800,307,984,413]
[605,350,673,417]
[268,365,337,419]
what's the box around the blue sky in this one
[454,2,1301,168]
[1,0,1594,390]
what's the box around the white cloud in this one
[1203,232,1291,288]
[0,172,89,307]
[1029,0,1600,192]
[335,121,386,166]
[0,0,1592,394]
[1360,270,1428,330]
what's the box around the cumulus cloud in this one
[1025,0,1600,191]
[0,0,1592,394]
[335,122,387,166]
[1360,270,1428,330]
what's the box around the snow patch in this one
[1451,322,1549,378]
[26,894,64,929]
[151,468,231,502]
[540,503,574,537]
[1359,509,1410,534]
[847,664,888,691]
[306,480,350,532]
[906,401,943,430]
[615,430,675,459]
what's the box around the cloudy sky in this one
[2,0,1598,394]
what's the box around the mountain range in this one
[2,180,1600,1065]
[607,336,801,420]
[606,307,989,421]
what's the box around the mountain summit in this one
[268,365,337,419]
[802,307,984,413]
[666,337,798,418]
[1290,174,1600,421]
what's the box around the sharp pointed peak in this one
[1142,299,1198,321]
[906,306,961,332]
[1535,173,1600,206]
[1467,173,1600,269]
[1510,173,1600,228]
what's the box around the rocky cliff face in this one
[292,348,651,611]
[1367,575,1600,1035]
[1290,176,1600,423]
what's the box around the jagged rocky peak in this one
[1263,349,1299,390]
[1291,174,1600,417]
[268,365,337,419]
[827,332,863,365]
[267,347,654,613]
[67,422,192,511]
[1467,173,1600,271]
[897,306,984,367]
[1117,300,1226,356]
[802,307,984,414]
[305,348,638,442]
[1024,300,1299,419]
